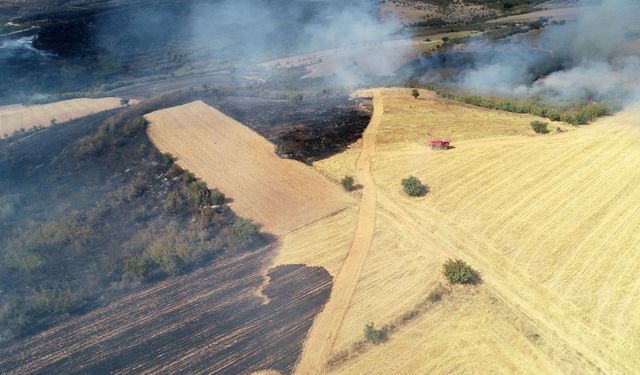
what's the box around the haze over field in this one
[452,0,640,106]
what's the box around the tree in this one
[401,176,427,197]
[411,89,420,99]
[341,175,355,191]
[364,322,387,344]
[442,259,479,284]
[120,98,130,106]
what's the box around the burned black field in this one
[208,95,373,163]
[0,244,332,374]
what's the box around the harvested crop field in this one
[0,97,131,138]
[0,245,333,374]
[145,100,353,236]
[273,88,640,373]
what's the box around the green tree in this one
[411,89,420,99]
[341,175,355,191]
[364,322,387,344]
[442,259,479,284]
[401,176,427,197]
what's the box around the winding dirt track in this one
[294,89,382,375]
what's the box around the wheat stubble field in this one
[145,100,353,236]
[268,88,640,374]
[0,97,131,138]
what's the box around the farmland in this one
[0,245,332,374]
[145,101,354,236]
[0,97,131,138]
[266,88,640,373]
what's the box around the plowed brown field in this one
[145,100,353,236]
[0,97,131,138]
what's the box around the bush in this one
[442,259,479,284]
[189,180,211,206]
[531,120,549,134]
[209,190,226,205]
[427,291,442,302]
[364,322,387,344]
[411,89,420,99]
[230,218,260,249]
[402,176,427,197]
[163,190,184,213]
[341,175,355,191]
[125,176,147,200]
[167,163,184,178]
[122,117,146,137]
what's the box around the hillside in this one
[145,100,354,236]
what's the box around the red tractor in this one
[429,139,450,150]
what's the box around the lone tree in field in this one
[341,175,355,191]
[402,176,427,197]
[364,322,387,344]
[531,120,549,134]
[442,259,479,284]
[411,89,420,99]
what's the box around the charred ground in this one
[207,93,372,163]
[0,245,332,374]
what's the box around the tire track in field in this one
[294,89,383,375]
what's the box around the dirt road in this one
[294,89,382,374]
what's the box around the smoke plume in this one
[453,0,640,106]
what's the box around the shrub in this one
[167,163,184,178]
[364,322,387,344]
[125,176,147,200]
[411,89,420,99]
[531,120,549,134]
[123,117,146,137]
[427,291,442,302]
[341,175,355,191]
[230,218,260,249]
[402,176,427,197]
[189,180,211,206]
[163,190,184,213]
[209,190,226,205]
[442,259,479,284]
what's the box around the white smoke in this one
[456,0,640,106]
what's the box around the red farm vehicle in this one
[429,139,451,150]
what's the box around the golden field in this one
[145,88,640,373]
[0,97,131,138]
[145,101,353,236]
[280,88,640,374]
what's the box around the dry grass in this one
[375,88,571,144]
[145,101,353,236]
[275,206,358,277]
[0,97,130,138]
[285,88,640,373]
